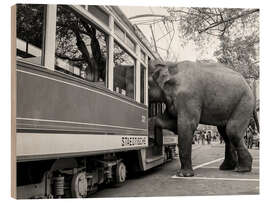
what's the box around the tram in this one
[12,4,178,198]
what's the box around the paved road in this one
[91,142,259,197]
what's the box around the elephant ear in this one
[149,60,164,73]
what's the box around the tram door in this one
[147,102,165,158]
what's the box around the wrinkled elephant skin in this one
[148,60,257,177]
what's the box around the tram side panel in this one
[16,62,148,198]
[16,62,148,161]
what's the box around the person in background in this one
[201,130,206,145]
[213,132,217,142]
[193,132,198,144]
[197,132,201,144]
[206,131,211,144]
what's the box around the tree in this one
[55,5,107,81]
[166,7,259,79]
[55,6,133,82]
[214,35,259,79]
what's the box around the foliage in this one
[214,35,259,79]
[16,4,45,48]
[166,7,259,79]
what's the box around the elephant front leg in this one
[177,135,194,177]
[176,111,199,177]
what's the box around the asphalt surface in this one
[91,142,259,197]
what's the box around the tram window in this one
[149,103,163,117]
[55,5,108,86]
[87,6,109,26]
[156,103,162,115]
[141,51,146,63]
[140,65,146,104]
[113,42,135,99]
[16,4,45,65]
[149,103,156,117]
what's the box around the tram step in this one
[146,155,164,163]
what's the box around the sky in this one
[120,6,219,62]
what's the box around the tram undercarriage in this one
[17,143,176,199]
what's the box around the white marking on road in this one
[192,146,201,150]
[171,176,259,182]
[198,166,259,169]
[172,149,259,181]
[193,158,224,170]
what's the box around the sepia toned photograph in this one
[11,2,260,199]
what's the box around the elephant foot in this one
[176,169,194,177]
[219,160,237,171]
[235,148,252,172]
[234,166,252,172]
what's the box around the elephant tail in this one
[252,80,259,133]
[253,109,259,133]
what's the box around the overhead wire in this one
[167,21,176,60]
[129,7,179,61]
[149,6,169,60]
[132,18,163,26]
[149,7,165,36]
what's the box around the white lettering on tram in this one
[121,136,147,147]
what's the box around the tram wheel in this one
[115,162,126,185]
[71,172,88,198]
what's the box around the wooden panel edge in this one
[11,4,17,199]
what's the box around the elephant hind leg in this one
[226,98,253,172]
[217,126,238,170]
[227,131,252,172]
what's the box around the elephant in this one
[148,60,259,177]
[113,65,135,99]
